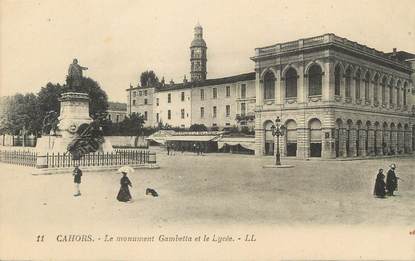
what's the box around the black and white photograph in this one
[0,0,414,260]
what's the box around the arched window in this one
[404,82,408,106]
[263,71,275,100]
[381,77,387,104]
[345,67,352,98]
[285,68,298,98]
[373,74,379,102]
[355,70,361,100]
[364,72,370,101]
[396,81,401,106]
[308,64,322,96]
[389,79,394,105]
[334,65,341,96]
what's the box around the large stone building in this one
[251,33,415,159]
[126,25,415,159]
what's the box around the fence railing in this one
[0,150,156,168]
[0,150,37,167]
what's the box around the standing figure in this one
[166,143,170,155]
[117,172,132,202]
[373,169,386,198]
[386,164,399,196]
[73,165,82,196]
[67,58,88,91]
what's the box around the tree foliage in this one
[102,113,145,136]
[1,77,108,136]
[189,124,208,132]
[140,70,159,87]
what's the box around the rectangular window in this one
[168,110,171,120]
[226,86,230,97]
[213,106,217,118]
[241,84,246,98]
[132,100,136,105]
[200,89,205,100]
[156,113,159,122]
[108,114,112,121]
[144,99,148,105]
[225,123,230,126]
[168,93,171,103]
[144,111,148,120]
[226,105,230,117]
[181,109,185,119]
[213,88,217,99]
[139,91,142,96]
[181,92,185,101]
[200,107,204,118]
[133,91,136,97]
[144,90,148,96]
[156,98,159,106]
[241,103,246,116]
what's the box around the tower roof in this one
[191,22,206,48]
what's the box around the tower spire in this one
[190,23,207,82]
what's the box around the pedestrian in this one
[373,169,386,198]
[193,143,197,155]
[117,171,132,202]
[73,165,82,196]
[166,143,170,156]
[181,145,185,154]
[386,163,399,196]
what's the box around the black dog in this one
[146,188,158,197]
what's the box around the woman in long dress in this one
[373,169,386,198]
[117,172,132,202]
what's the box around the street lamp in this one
[270,117,286,165]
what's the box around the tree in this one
[0,93,41,135]
[140,70,159,87]
[189,124,208,132]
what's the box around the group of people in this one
[373,163,401,198]
[72,165,133,202]
[165,143,204,156]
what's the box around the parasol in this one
[118,165,135,174]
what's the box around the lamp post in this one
[270,117,286,165]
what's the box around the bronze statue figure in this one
[66,58,88,91]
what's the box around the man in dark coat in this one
[386,164,398,196]
[373,169,386,198]
[73,165,83,196]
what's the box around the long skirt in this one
[117,186,132,202]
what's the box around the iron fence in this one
[0,150,156,168]
[0,150,37,167]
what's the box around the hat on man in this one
[390,163,396,169]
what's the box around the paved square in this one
[1,150,414,232]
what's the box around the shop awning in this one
[166,135,219,142]
[217,137,255,151]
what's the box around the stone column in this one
[322,61,333,102]
[274,69,284,104]
[298,64,305,103]
[358,129,367,157]
[254,111,264,156]
[383,130,390,155]
[405,129,413,153]
[255,71,263,106]
[340,128,348,157]
[391,129,397,154]
[376,129,383,156]
[350,74,356,104]
[296,114,309,159]
[367,127,375,156]
[349,128,357,157]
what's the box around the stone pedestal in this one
[57,92,93,139]
[35,92,114,165]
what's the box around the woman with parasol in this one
[117,166,134,202]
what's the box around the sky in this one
[1,0,414,103]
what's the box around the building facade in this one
[106,102,127,123]
[251,33,415,159]
[126,84,155,127]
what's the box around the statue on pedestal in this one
[66,58,88,92]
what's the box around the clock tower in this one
[190,23,207,82]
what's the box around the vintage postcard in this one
[0,0,414,260]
